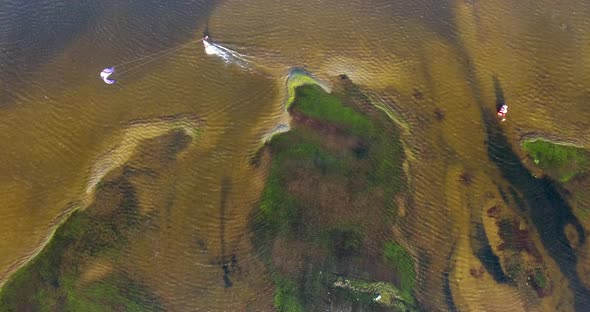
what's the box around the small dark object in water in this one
[222,263,233,288]
[487,206,501,218]
[231,254,241,273]
[198,239,208,253]
[339,74,349,80]
[434,108,445,121]
[413,88,424,100]
[470,266,485,278]
[459,172,474,186]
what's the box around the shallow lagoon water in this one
[1,0,590,311]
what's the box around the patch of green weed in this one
[522,139,589,182]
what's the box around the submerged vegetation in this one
[0,178,163,312]
[0,129,194,311]
[522,139,589,182]
[252,76,416,311]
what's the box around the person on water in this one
[497,104,508,121]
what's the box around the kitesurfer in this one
[99,31,236,85]
[497,104,508,121]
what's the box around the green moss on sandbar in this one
[291,84,377,138]
[252,81,411,311]
[521,139,589,182]
[383,241,416,303]
[285,70,326,109]
[273,276,305,312]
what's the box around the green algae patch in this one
[252,79,412,311]
[285,70,327,109]
[273,276,305,312]
[291,85,377,138]
[521,139,589,182]
[383,241,416,302]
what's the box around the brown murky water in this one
[1,0,590,310]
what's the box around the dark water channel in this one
[484,79,589,311]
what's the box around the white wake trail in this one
[203,40,250,68]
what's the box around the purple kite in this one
[100,67,116,84]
